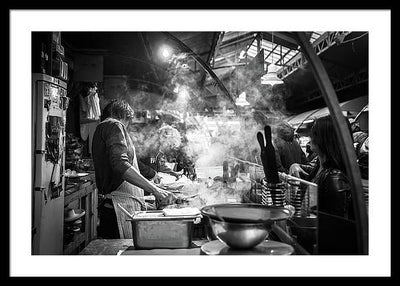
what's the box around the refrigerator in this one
[32,73,69,254]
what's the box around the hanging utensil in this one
[257,125,280,184]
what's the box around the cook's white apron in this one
[109,122,146,239]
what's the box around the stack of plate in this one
[288,183,306,217]
[270,190,285,207]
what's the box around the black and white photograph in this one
[9,9,391,277]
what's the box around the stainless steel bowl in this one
[207,217,270,249]
[201,203,291,249]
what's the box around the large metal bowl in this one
[201,203,291,249]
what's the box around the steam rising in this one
[110,49,292,180]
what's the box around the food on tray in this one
[134,211,165,218]
[162,207,201,217]
[65,169,77,176]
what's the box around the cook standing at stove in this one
[138,124,184,180]
[272,120,308,174]
[92,99,176,238]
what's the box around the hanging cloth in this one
[80,86,101,121]
[80,123,90,141]
[86,89,101,120]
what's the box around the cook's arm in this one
[121,167,174,203]
[299,144,308,165]
[105,122,174,203]
[137,159,157,180]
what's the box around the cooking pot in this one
[201,203,291,249]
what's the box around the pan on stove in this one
[200,203,291,224]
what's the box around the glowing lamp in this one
[160,45,172,60]
[235,92,250,106]
[260,64,284,86]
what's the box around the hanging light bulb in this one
[235,91,250,106]
[160,45,172,61]
[260,32,284,86]
[261,63,284,86]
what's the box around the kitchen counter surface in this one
[79,239,208,255]
[79,238,296,255]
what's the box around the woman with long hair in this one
[290,115,358,254]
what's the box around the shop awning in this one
[286,95,368,127]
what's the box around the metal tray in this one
[129,211,200,249]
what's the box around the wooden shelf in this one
[64,181,95,205]
[64,172,96,204]
[63,174,98,255]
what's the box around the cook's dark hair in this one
[101,99,134,122]
[311,115,352,173]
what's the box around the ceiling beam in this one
[279,32,351,79]
[199,32,220,90]
[212,63,247,70]
[275,48,293,66]
[219,32,255,49]
[260,32,299,50]
[139,32,160,82]
[295,68,368,105]
[212,32,225,68]
[264,44,279,63]
[162,32,237,110]
[272,32,300,46]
